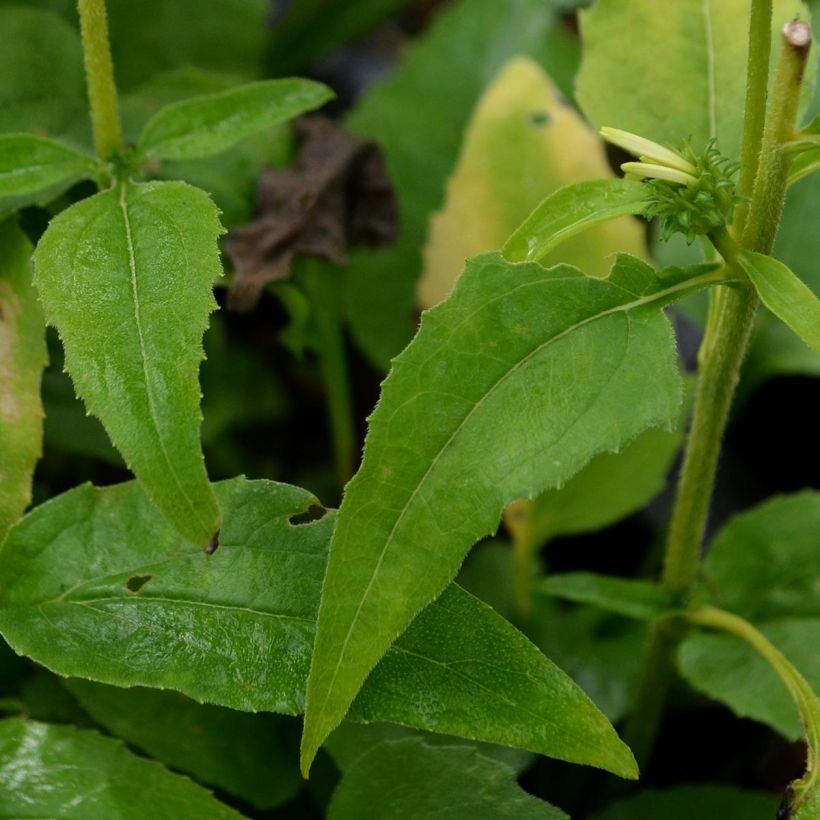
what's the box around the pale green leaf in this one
[0,134,97,199]
[301,252,724,769]
[0,477,637,779]
[342,0,579,367]
[0,717,244,818]
[32,180,221,547]
[577,0,808,160]
[327,738,567,820]
[503,180,649,266]
[539,574,680,621]
[589,786,779,820]
[138,79,333,161]
[790,145,820,184]
[795,789,820,820]
[738,250,820,353]
[418,57,646,307]
[678,618,820,740]
[700,492,820,620]
[65,681,301,810]
[0,220,46,543]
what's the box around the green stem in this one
[624,19,812,766]
[686,606,819,808]
[302,266,356,494]
[734,0,773,236]
[77,0,122,160]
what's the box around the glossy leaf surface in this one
[138,79,333,161]
[0,477,636,778]
[0,717,243,818]
[327,738,567,820]
[0,221,45,543]
[502,180,648,266]
[66,681,301,809]
[418,57,646,307]
[577,0,807,160]
[739,250,820,353]
[33,180,222,546]
[302,252,722,768]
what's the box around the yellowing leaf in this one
[418,56,645,309]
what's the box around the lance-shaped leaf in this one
[301,252,726,770]
[33,180,221,547]
[327,738,567,820]
[0,477,637,779]
[502,179,649,265]
[0,220,46,543]
[576,0,809,161]
[0,717,243,819]
[0,134,98,199]
[738,250,820,353]
[138,78,333,161]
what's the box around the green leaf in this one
[0,477,637,779]
[32,180,222,547]
[738,250,820,353]
[577,0,808,160]
[502,180,649,265]
[418,57,647,307]
[678,618,820,740]
[539,574,680,621]
[342,0,580,368]
[138,79,333,161]
[0,134,97,198]
[699,493,820,620]
[105,0,268,91]
[0,6,86,140]
[0,717,244,818]
[588,785,779,820]
[65,681,302,810]
[301,252,723,769]
[327,738,568,820]
[790,145,820,185]
[0,220,46,543]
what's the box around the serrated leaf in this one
[138,79,333,161]
[342,0,579,367]
[32,180,221,546]
[502,179,649,266]
[699,493,820,620]
[539,574,680,621]
[738,250,820,353]
[577,0,809,160]
[0,220,46,543]
[301,252,725,769]
[589,785,779,820]
[678,618,820,740]
[65,681,302,810]
[0,477,637,779]
[418,57,646,307]
[0,717,244,819]
[327,738,567,820]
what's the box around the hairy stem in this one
[625,18,812,766]
[77,0,122,159]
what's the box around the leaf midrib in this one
[316,266,724,718]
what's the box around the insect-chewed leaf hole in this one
[125,574,153,594]
[288,504,328,527]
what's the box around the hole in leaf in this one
[288,504,328,527]
[529,110,551,127]
[125,574,153,594]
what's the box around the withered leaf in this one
[226,116,397,311]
